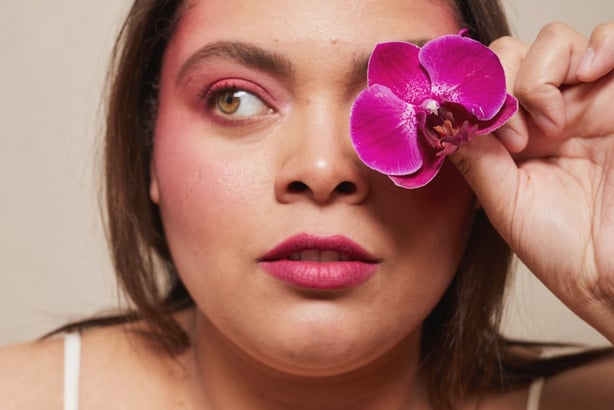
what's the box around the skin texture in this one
[150,0,473,407]
[1,2,614,410]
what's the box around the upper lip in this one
[259,233,379,263]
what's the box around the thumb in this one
[449,134,519,239]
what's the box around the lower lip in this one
[259,260,377,290]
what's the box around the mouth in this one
[258,233,379,290]
[259,233,379,263]
[287,250,353,262]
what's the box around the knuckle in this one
[489,35,515,50]
[489,36,525,83]
[489,35,527,58]
[537,21,574,40]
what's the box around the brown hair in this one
[51,1,610,409]
[102,0,190,350]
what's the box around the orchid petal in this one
[368,42,431,105]
[420,35,507,120]
[350,84,423,175]
[476,93,518,134]
[389,150,446,189]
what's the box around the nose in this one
[274,107,370,206]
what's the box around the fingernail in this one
[496,127,526,153]
[497,127,520,141]
[532,112,558,137]
[578,47,595,76]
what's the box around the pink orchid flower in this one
[350,33,518,188]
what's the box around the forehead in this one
[170,0,460,62]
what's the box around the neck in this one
[187,312,430,410]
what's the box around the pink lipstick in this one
[258,234,379,290]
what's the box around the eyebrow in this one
[176,39,431,88]
[411,39,430,47]
[177,41,293,85]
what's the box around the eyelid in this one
[196,78,283,130]
[201,78,277,111]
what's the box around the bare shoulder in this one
[83,313,196,409]
[540,351,614,410]
[0,336,64,409]
[0,324,168,410]
[1,312,195,410]
[469,348,614,410]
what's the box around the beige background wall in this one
[1,1,612,345]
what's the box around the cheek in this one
[150,118,268,276]
[156,151,241,229]
[419,162,475,271]
[384,160,474,251]
[420,162,474,246]
[387,161,474,295]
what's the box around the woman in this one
[1,0,613,408]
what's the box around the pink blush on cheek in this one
[151,117,271,253]
[154,158,245,281]
[154,147,249,226]
[151,61,272,251]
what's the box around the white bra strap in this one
[63,332,81,410]
[526,377,544,410]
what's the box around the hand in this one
[449,22,614,342]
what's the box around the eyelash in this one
[199,80,275,124]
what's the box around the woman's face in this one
[151,0,472,375]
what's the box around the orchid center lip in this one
[422,99,440,115]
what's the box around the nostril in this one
[335,181,357,194]
[288,181,309,193]
[285,181,359,197]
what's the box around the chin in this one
[242,316,420,377]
